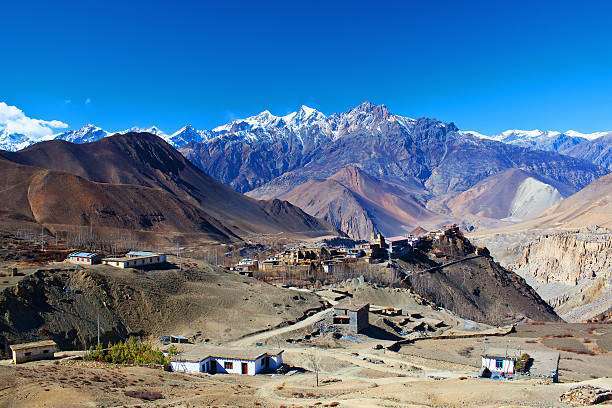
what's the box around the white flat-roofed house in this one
[66,252,101,265]
[236,258,259,271]
[10,340,57,364]
[170,346,283,375]
[480,347,560,382]
[481,349,518,377]
[102,251,167,269]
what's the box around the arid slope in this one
[0,133,337,240]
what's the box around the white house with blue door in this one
[481,347,519,377]
[480,347,560,382]
[170,346,283,375]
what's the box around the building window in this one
[224,362,233,369]
[495,359,504,369]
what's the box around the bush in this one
[514,353,532,373]
[84,337,171,366]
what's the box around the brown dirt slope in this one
[446,168,572,221]
[275,165,443,239]
[0,157,234,241]
[401,232,560,326]
[528,172,612,229]
[0,133,337,240]
[0,262,324,350]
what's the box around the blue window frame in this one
[495,359,504,369]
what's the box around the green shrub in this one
[515,353,532,373]
[84,337,170,366]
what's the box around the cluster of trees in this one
[255,261,401,288]
[84,337,177,367]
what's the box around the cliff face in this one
[510,227,611,322]
[513,228,611,285]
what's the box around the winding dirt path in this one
[228,308,332,347]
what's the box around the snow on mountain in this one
[0,130,51,151]
[55,124,109,144]
[169,124,211,148]
[461,128,612,155]
[119,126,170,141]
[564,130,612,141]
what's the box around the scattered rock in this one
[560,385,612,406]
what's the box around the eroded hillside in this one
[0,262,325,350]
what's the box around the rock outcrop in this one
[511,227,611,322]
[513,227,612,285]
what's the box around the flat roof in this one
[103,254,164,262]
[172,345,283,363]
[10,340,57,351]
[68,252,99,258]
[387,236,413,242]
[334,301,369,312]
[127,251,159,257]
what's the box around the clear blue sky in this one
[2,0,612,133]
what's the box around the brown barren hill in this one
[277,165,443,239]
[402,231,560,325]
[474,173,612,234]
[447,168,572,221]
[0,133,337,240]
[527,173,612,229]
[0,157,235,241]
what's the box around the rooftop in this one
[386,235,413,242]
[68,252,99,258]
[126,251,159,257]
[103,253,164,262]
[171,345,283,363]
[334,301,369,312]
[10,340,57,351]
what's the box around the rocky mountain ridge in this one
[0,133,337,242]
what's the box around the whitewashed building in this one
[481,347,560,382]
[66,252,101,265]
[102,251,166,268]
[170,346,283,375]
[481,349,518,377]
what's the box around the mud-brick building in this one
[333,302,370,333]
[10,340,57,364]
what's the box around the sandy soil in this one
[1,338,609,408]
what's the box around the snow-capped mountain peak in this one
[283,105,326,128]
[168,124,210,148]
[54,124,109,144]
[564,130,612,141]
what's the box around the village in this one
[0,225,610,407]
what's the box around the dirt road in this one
[228,308,333,346]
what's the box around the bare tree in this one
[305,349,322,387]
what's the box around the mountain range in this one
[1,102,609,239]
[0,133,337,243]
[460,129,612,170]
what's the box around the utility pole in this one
[97,313,100,347]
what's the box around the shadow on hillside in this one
[362,325,403,341]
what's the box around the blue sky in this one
[2,0,612,134]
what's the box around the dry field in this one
[1,339,610,408]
